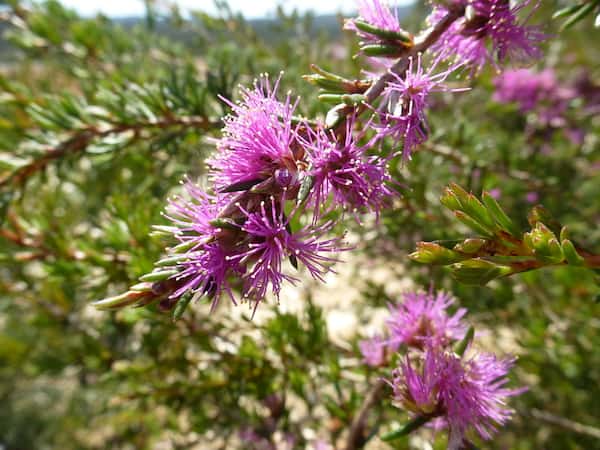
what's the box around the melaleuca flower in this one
[230,197,343,311]
[359,334,388,367]
[493,68,575,124]
[428,0,546,73]
[344,0,404,41]
[209,74,304,193]
[390,346,525,448]
[386,290,467,349]
[300,122,395,219]
[373,55,466,159]
[162,180,244,309]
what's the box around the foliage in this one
[0,1,599,449]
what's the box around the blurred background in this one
[0,1,599,449]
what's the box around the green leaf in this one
[454,211,495,238]
[352,19,413,43]
[481,192,520,237]
[454,326,475,357]
[451,259,513,285]
[381,415,431,441]
[561,2,596,30]
[172,293,193,321]
[297,174,314,204]
[139,269,179,282]
[553,4,584,20]
[561,239,585,266]
[360,44,404,57]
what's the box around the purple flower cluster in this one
[156,75,395,313]
[359,289,524,446]
[428,0,546,73]
[493,68,575,124]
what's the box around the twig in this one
[530,408,600,440]
[331,8,463,135]
[0,115,220,188]
[363,9,463,106]
[345,378,387,450]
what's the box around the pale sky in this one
[56,0,412,19]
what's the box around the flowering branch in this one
[93,0,552,320]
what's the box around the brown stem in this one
[0,115,219,188]
[530,408,600,440]
[329,9,463,136]
[345,378,387,450]
[363,10,463,106]
[578,248,600,268]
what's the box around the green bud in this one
[527,206,562,236]
[454,238,487,255]
[559,226,569,242]
[524,223,564,264]
[409,242,467,265]
[451,259,512,285]
[547,238,565,263]
[130,282,153,292]
[170,239,202,254]
[463,193,498,231]
[151,225,176,236]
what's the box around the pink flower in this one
[231,197,343,311]
[372,55,467,159]
[300,121,395,219]
[386,290,467,349]
[359,334,387,367]
[493,68,575,124]
[209,75,303,192]
[391,346,525,447]
[429,1,546,73]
